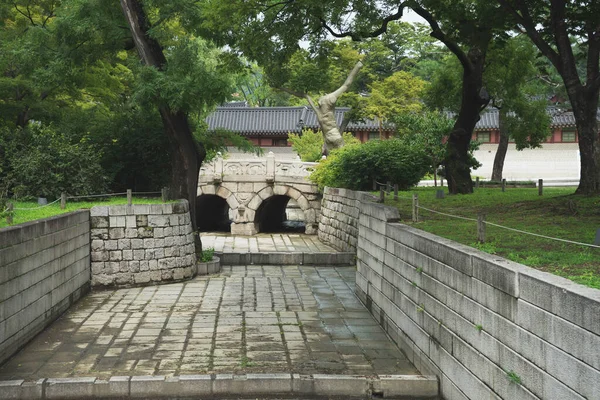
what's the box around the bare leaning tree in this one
[282,60,363,154]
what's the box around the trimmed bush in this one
[288,129,360,162]
[310,138,429,191]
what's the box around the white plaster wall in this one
[473,143,580,180]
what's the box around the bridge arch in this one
[244,184,317,234]
[195,185,240,232]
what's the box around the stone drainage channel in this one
[0,262,438,399]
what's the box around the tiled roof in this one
[473,107,595,131]
[207,106,598,136]
[206,107,307,136]
[206,106,382,135]
[221,101,249,107]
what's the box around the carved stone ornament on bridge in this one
[237,193,251,204]
[224,161,266,176]
[275,162,315,177]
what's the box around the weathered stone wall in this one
[319,187,600,400]
[0,211,90,365]
[90,201,196,287]
[317,187,379,252]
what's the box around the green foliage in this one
[200,248,215,263]
[310,139,430,191]
[506,370,522,385]
[393,111,454,174]
[288,129,359,162]
[364,71,426,121]
[1,124,108,199]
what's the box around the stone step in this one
[0,374,439,399]
[216,251,355,266]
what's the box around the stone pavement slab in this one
[0,266,418,382]
[201,233,337,254]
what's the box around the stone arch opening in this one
[196,195,231,232]
[255,195,306,233]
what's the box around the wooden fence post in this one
[386,181,391,194]
[412,193,419,222]
[475,177,480,189]
[372,179,377,191]
[60,193,66,210]
[379,187,385,203]
[394,184,398,201]
[477,213,486,243]
[161,187,169,202]
[538,179,543,196]
[501,179,506,192]
[127,189,132,206]
[6,202,13,224]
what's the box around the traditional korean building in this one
[205,105,392,149]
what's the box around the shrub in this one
[288,129,360,162]
[310,138,429,191]
[200,247,215,262]
[2,124,108,200]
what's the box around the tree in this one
[426,36,553,181]
[496,0,600,194]
[119,0,236,249]
[364,71,426,138]
[394,111,455,186]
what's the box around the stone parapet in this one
[327,186,600,400]
[0,211,90,365]
[90,201,196,287]
[317,187,382,252]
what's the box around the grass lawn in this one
[1,197,168,229]
[384,187,600,289]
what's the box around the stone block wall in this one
[317,187,600,400]
[318,187,379,252]
[0,211,90,365]
[90,201,196,287]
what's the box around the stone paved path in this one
[0,266,417,381]
[201,233,336,253]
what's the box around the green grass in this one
[384,187,600,289]
[0,197,168,229]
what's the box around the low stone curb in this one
[217,251,355,266]
[0,374,438,399]
[195,256,221,275]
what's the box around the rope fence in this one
[407,193,600,249]
[2,188,170,225]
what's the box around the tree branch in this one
[409,4,474,73]
[495,0,562,72]
[13,3,37,26]
[319,7,405,41]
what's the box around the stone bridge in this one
[197,152,320,235]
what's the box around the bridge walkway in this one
[201,233,355,266]
[0,265,438,398]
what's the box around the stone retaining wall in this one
[0,211,90,365]
[90,201,196,287]
[317,187,378,252]
[319,187,600,400]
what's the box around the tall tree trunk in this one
[491,108,509,181]
[120,0,204,251]
[572,94,600,194]
[445,55,488,194]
